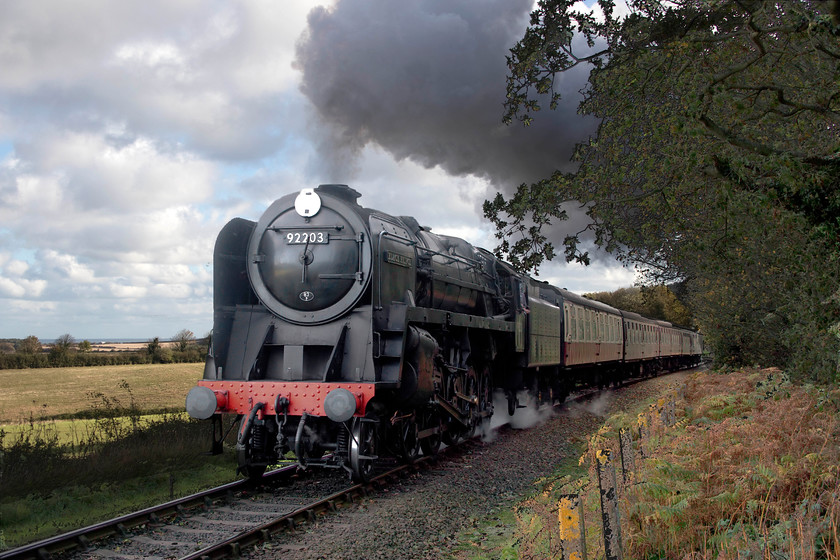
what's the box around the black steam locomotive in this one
[186,185,701,481]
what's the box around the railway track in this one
[0,463,289,560]
[0,443,474,560]
[2,368,700,560]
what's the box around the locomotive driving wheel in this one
[237,449,267,480]
[349,417,378,482]
[399,416,420,463]
[419,409,443,456]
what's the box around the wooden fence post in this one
[637,412,649,458]
[618,428,635,485]
[596,449,623,560]
[667,398,676,427]
[557,494,586,560]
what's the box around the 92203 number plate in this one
[286,231,329,244]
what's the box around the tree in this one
[78,340,92,352]
[147,337,172,363]
[18,335,41,354]
[173,329,196,352]
[586,285,693,327]
[487,0,840,379]
[54,334,75,351]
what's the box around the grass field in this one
[0,362,233,548]
[0,363,204,424]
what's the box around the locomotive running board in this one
[406,307,515,332]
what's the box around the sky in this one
[0,0,636,341]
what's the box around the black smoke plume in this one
[295,0,598,191]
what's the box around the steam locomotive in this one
[186,184,702,481]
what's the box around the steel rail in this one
[179,459,434,560]
[2,364,703,560]
[0,463,299,560]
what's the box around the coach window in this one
[565,307,571,342]
[577,308,584,341]
[583,310,589,342]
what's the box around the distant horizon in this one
[1,337,201,344]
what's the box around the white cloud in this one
[570,0,632,23]
[540,259,638,295]
[113,41,188,70]
[4,259,29,276]
[0,275,47,298]
[0,0,634,339]
[108,283,148,299]
[42,251,97,283]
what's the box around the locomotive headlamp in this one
[323,388,358,422]
[294,188,322,217]
[186,386,226,419]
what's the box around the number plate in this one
[285,231,330,244]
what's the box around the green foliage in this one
[586,284,694,326]
[501,368,840,558]
[0,345,206,370]
[54,333,74,350]
[0,388,236,547]
[488,0,840,381]
[17,335,41,354]
[0,380,231,498]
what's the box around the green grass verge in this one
[0,363,243,550]
[1,460,236,548]
[450,368,840,559]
